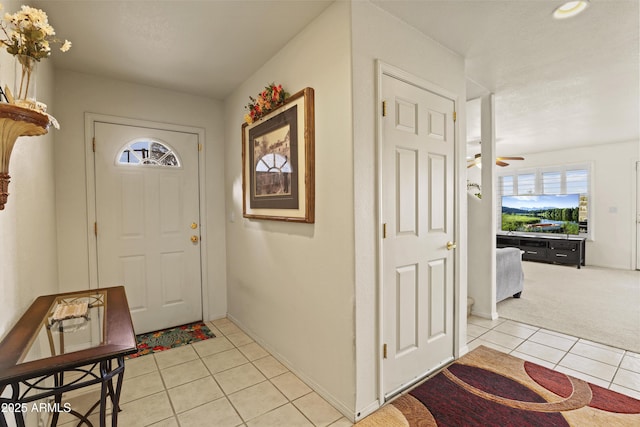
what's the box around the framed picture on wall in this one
[242,87,315,223]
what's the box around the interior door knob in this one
[191,235,199,243]
[446,241,457,250]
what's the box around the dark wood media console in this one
[497,234,586,269]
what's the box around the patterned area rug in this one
[357,346,640,426]
[128,321,215,358]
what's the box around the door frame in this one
[636,161,640,270]
[375,61,463,402]
[84,113,209,322]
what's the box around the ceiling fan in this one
[467,153,525,169]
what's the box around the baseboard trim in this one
[458,343,470,358]
[355,399,382,422]
[470,309,499,320]
[225,314,356,423]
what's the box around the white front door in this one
[381,73,456,398]
[94,122,202,334]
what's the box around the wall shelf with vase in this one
[0,3,71,211]
[0,103,50,210]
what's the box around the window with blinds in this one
[542,171,562,194]
[500,176,514,196]
[517,173,536,194]
[566,169,589,193]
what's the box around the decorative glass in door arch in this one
[116,139,181,167]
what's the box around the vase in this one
[14,54,38,108]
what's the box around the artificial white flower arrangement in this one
[0,3,70,122]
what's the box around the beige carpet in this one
[497,262,640,353]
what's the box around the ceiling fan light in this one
[553,0,589,19]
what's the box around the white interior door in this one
[94,122,202,334]
[381,73,456,398]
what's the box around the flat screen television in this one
[501,194,581,235]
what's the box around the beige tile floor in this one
[468,315,640,399]
[59,318,352,427]
[58,316,640,426]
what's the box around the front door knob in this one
[191,235,199,243]
[446,241,457,250]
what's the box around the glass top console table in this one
[0,286,136,427]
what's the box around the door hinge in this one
[383,343,388,359]
[382,223,387,239]
[453,111,457,122]
[92,137,96,152]
[94,222,97,236]
[382,100,387,117]
[198,143,202,152]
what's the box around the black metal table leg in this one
[109,357,126,427]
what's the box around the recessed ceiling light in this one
[553,0,590,19]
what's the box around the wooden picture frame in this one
[242,87,315,223]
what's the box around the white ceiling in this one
[33,0,334,99]
[34,0,639,156]
[373,0,639,156]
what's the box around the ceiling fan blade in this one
[467,153,524,168]
[467,155,481,167]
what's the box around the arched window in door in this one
[116,139,181,167]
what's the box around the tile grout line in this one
[470,317,640,396]
[150,352,180,426]
[129,325,247,426]
[196,328,264,426]
[149,351,180,427]
[210,320,322,427]
[607,349,628,391]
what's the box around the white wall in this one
[0,15,58,342]
[507,140,639,270]
[53,71,227,318]
[224,1,470,419]
[223,1,356,417]
[351,0,468,418]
